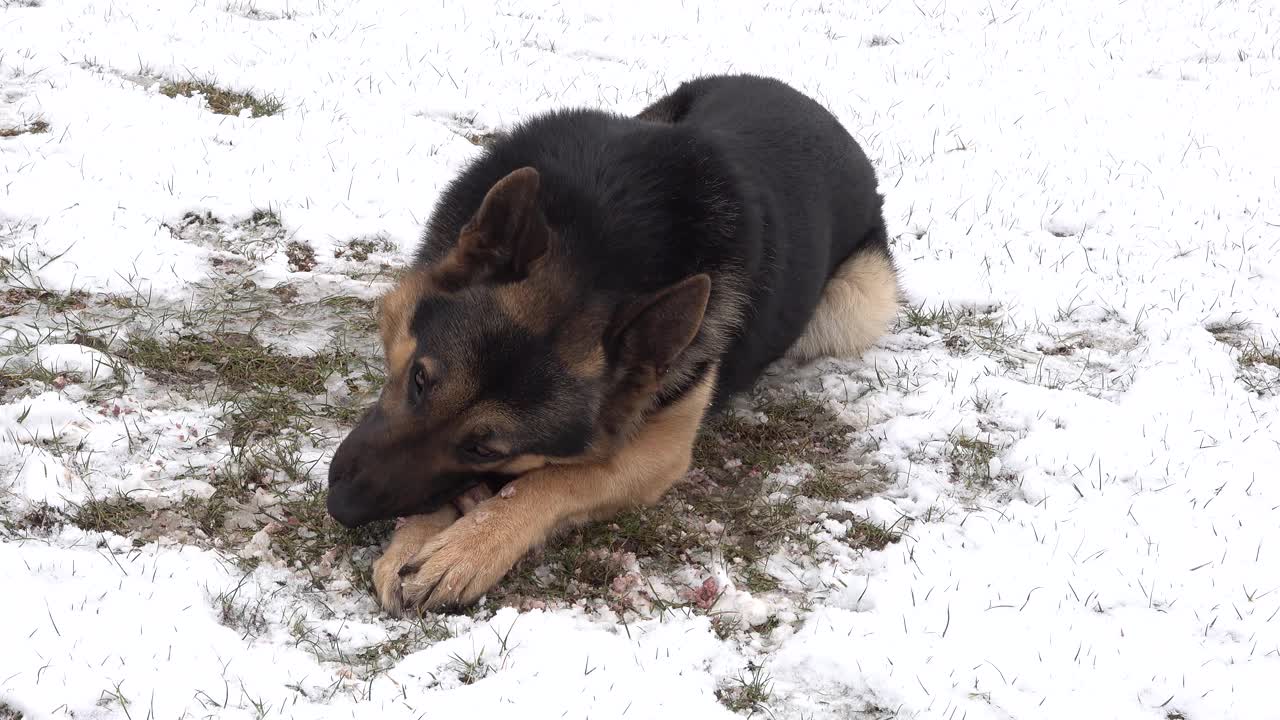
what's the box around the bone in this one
[498,481,517,499]
[453,483,494,515]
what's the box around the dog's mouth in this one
[396,472,514,522]
[330,470,517,528]
[397,481,496,527]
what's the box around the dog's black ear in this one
[609,274,712,376]
[432,167,550,291]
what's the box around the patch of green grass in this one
[712,612,785,641]
[0,700,23,720]
[691,395,863,563]
[1207,318,1253,343]
[496,399,852,604]
[317,399,369,426]
[447,649,496,685]
[0,118,48,137]
[268,283,301,304]
[711,614,744,640]
[176,452,272,536]
[493,517,661,606]
[462,131,500,147]
[1,287,89,317]
[121,332,355,394]
[1237,340,1280,369]
[1,503,65,535]
[899,302,1020,355]
[736,562,780,594]
[0,360,57,392]
[1234,340,1279,395]
[842,516,903,552]
[796,465,876,502]
[286,613,454,680]
[795,468,847,501]
[334,234,395,262]
[947,434,1000,487]
[285,241,317,272]
[164,452,386,580]
[169,210,288,264]
[215,576,271,639]
[68,494,149,535]
[160,80,283,118]
[245,208,279,224]
[718,490,805,568]
[0,327,130,399]
[493,394,880,608]
[239,209,285,242]
[1206,322,1278,395]
[268,482,392,581]
[320,294,379,335]
[224,1,296,20]
[217,389,319,451]
[0,230,396,602]
[353,616,453,665]
[717,661,775,717]
[693,395,848,472]
[176,491,236,537]
[320,294,376,313]
[17,264,388,568]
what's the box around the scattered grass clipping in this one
[0,119,50,137]
[160,80,283,117]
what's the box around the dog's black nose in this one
[325,485,367,528]
[325,451,367,527]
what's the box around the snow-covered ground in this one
[3,0,1280,718]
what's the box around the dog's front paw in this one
[394,508,529,612]
[372,545,413,616]
[370,506,461,617]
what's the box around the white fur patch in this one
[787,250,901,362]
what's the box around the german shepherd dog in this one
[326,74,900,615]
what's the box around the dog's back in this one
[414,73,898,412]
[637,74,898,406]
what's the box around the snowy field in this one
[3,0,1280,718]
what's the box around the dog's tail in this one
[786,218,901,363]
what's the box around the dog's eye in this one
[411,366,428,401]
[462,442,501,463]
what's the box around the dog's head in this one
[326,167,711,528]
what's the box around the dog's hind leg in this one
[787,225,901,363]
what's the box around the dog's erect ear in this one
[431,167,550,291]
[609,274,712,375]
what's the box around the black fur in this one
[416,73,889,413]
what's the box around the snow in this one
[4,0,1280,718]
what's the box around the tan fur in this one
[374,364,718,615]
[563,341,607,379]
[556,310,609,380]
[378,269,432,378]
[496,454,550,475]
[787,250,900,362]
[371,505,460,612]
[378,269,484,423]
[493,268,563,333]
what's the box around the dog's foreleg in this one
[383,365,717,613]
